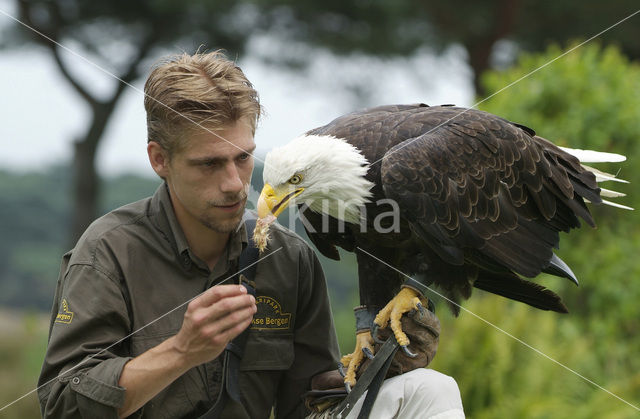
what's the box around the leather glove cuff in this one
[401,277,429,296]
[354,305,378,333]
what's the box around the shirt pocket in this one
[240,332,294,371]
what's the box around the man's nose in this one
[220,162,244,193]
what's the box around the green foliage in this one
[427,42,640,417]
[101,174,162,215]
[432,298,640,419]
[481,42,640,162]
[0,312,49,419]
[0,166,160,310]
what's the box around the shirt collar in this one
[149,183,249,269]
[150,183,191,256]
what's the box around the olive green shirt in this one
[38,184,340,418]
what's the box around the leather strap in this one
[198,217,258,419]
[333,336,400,419]
[357,347,395,419]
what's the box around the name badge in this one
[251,296,291,330]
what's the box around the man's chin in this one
[201,210,244,234]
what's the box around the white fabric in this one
[345,369,465,419]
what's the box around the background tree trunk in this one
[464,0,520,97]
[71,140,99,244]
[70,107,110,243]
[17,0,155,245]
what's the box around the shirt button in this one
[72,377,80,385]
[182,254,191,266]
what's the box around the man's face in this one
[157,121,256,234]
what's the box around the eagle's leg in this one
[339,306,377,387]
[339,330,375,387]
[374,284,428,353]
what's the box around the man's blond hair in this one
[144,50,261,156]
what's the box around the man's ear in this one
[147,141,170,179]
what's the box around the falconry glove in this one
[304,304,440,417]
[366,302,440,377]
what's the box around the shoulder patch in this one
[250,296,291,330]
[55,299,74,324]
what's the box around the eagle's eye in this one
[289,174,303,185]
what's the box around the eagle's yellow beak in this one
[257,183,304,218]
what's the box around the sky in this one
[0,5,473,178]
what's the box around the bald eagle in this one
[256,104,629,385]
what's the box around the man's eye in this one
[239,153,251,161]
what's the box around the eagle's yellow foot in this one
[339,330,375,388]
[374,287,426,353]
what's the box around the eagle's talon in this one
[428,299,436,313]
[371,323,385,344]
[401,345,417,358]
[416,302,426,315]
[375,287,425,349]
[345,382,352,393]
[362,347,374,359]
[341,331,374,387]
[337,362,346,377]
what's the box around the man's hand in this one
[117,284,256,418]
[174,284,257,367]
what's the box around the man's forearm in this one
[117,285,255,417]
[117,335,192,418]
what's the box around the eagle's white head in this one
[258,134,375,223]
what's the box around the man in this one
[38,50,464,418]
[38,51,339,418]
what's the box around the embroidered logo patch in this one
[55,299,74,324]
[251,296,291,330]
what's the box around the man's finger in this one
[202,305,257,342]
[187,294,256,331]
[198,293,256,324]
[190,284,247,309]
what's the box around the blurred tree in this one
[253,0,639,94]
[7,0,639,244]
[12,0,263,243]
[0,166,160,309]
[480,42,640,199]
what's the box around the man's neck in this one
[182,222,230,270]
[170,201,231,271]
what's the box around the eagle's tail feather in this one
[558,147,626,163]
[581,165,629,184]
[473,271,568,313]
[560,147,633,210]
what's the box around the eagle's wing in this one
[380,109,600,280]
[298,205,352,260]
